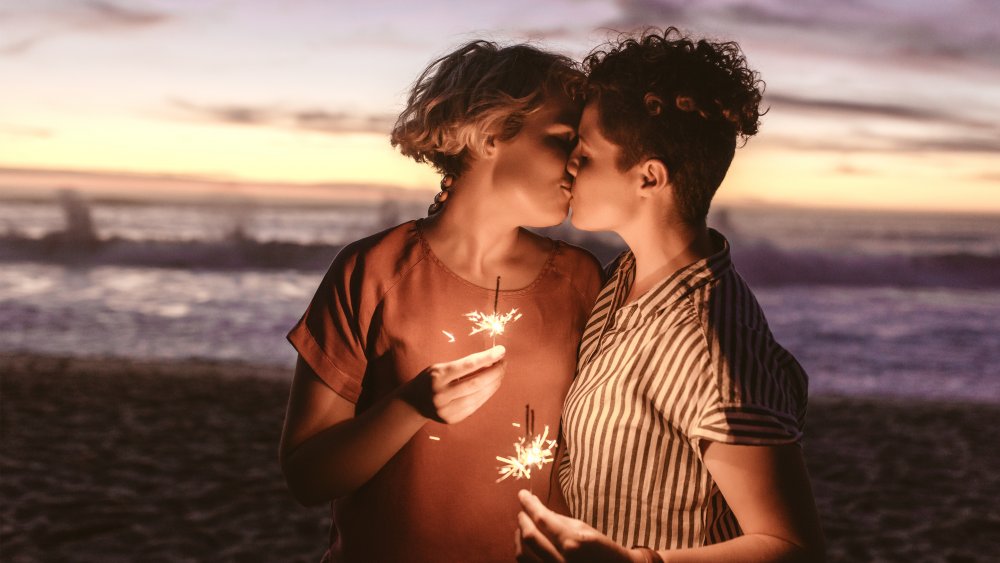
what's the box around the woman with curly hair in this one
[278,40,603,562]
[516,29,825,562]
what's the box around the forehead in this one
[529,91,581,128]
[579,102,613,146]
[579,102,599,132]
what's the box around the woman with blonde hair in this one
[279,40,602,562]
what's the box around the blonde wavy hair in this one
[391,40,583,177]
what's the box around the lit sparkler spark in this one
[495,425,556,483]
[442,330,455,343]
[465,308,522,338]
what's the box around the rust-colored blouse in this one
[287,219,602,563]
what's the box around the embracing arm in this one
[649,442,825,563]
[279,346,506,506]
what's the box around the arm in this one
[516,443,824,563]
[651,442,824,562]
[279,345,506,506]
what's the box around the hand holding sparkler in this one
[516,490,642,563]
[400,345,507,424]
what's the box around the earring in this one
[427,174,455,215]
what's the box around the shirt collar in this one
[612,229,733,321]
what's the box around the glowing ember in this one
[465,308,522,338]
[495,425,557,483]
[442,330,455,343]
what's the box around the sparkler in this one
[495,405,556,487]
[465,276,522,347]
[465,309,522,339]
[434,277,526,443]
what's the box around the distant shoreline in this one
[1,166,998,216]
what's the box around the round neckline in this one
[413,218,560,294]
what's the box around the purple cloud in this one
[170,100,397,135]
[766,93,997,131]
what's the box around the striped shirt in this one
[558,229,808,550]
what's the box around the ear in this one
[636,158,670,199]
[481,134,498,157]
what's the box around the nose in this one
[565,145,581,179]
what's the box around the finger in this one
[518,511,564,563]
[519,489,552,519]
[519,490,567,543]
[438,373,504,423]
[447,373,503,416]
[452,356,506,384]
[437,345,505,383]
[515,527,540,563]
[435,361,504,404]
[516,533,547,563]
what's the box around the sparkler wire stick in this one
[492,276,500,347]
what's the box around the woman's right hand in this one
[401,345,507,424]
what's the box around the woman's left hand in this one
[515,490,646,563]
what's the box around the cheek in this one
[576,168,628,212]
[498,144,563,185]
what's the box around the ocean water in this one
[1,195,997,402]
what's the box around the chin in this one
[518,208,566,229]
[543,203,572,227]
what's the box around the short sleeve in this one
[687,316,807,448]
[286,243,369,403]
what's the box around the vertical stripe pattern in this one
[559,230,808,550]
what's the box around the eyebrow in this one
[552,118,577,130]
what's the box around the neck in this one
[618,216,713,303]
[422,172,524,278]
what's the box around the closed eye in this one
[550,133,577,154]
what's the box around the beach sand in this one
[2,354,999,562]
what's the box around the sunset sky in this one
[2,0,998,211]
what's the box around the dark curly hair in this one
[584,27,765,225]
[391,41,584,177]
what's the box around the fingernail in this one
[495,345,506,356]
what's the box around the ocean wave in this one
[1,232,998,288]
[730,240,1000,289]
[0,233,343,271]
